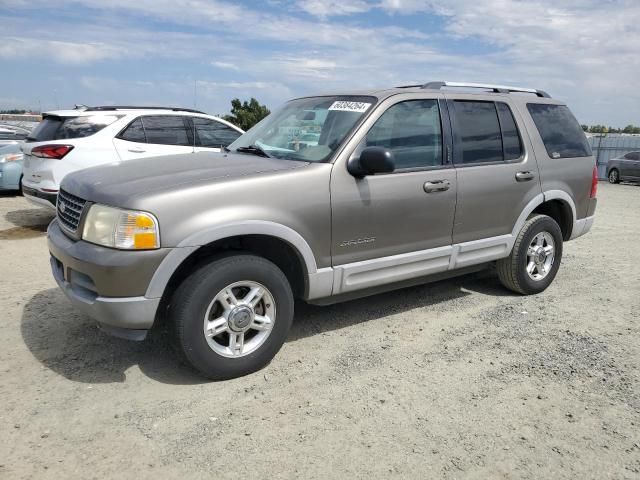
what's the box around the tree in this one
[583,123,640,134]
[223,98,270,131]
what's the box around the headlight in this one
[0,153,23,163]
[82,204,160,250]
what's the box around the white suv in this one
[21,106,244,209]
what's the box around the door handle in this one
[515,171,535,182]
[424,180,451,193]
[128,147,146,153]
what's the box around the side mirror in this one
[347,146,395,177]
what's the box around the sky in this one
[0,0,638,126]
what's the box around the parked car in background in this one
[48,81,597,380]
[21,106,244,209]
[607,151,640,184]
[0,143,24,192]
[0,124,29,145]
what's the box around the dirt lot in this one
[0,183,638,479]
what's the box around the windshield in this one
[229,96,376,162]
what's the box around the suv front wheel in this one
[497,214,563,295]
[170,254,294,380]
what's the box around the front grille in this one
[57,189,87,233]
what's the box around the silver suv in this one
[47,81,598,380]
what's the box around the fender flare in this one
[145,221,319,299]
[510,190,577,238]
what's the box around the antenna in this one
[193,80,197,109]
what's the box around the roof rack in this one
[82,105,207,114]
[419,81,550,98]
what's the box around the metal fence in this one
[588,134,640,179]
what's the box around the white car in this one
[21,106,244,209]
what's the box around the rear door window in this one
[140,116,191,146]
[27,115,121,142]
[496,102,523,160]
[526,104,591,158]
[451,101,503,164]
[192,117,242,147]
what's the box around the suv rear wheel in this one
[170,254,294,380]
[497,214,563,295]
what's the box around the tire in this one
[497,214,563,295]
[608,169,620,184]
[170,254,294,380]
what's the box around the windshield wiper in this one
[235,145,271,158]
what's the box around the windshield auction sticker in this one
[328,101,371,113]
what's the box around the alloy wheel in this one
[202,281,276,358]
[526,232,555,281]
[609,170,618,183]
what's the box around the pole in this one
[595,130,606,178]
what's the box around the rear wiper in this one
[235,145,271,158]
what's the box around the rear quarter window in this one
[527,104,591,158]
[118,118,146,142]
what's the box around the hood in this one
[62,151,308,205]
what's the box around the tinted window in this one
[193,117,241,147]
[363,100,442,169]
[27,115,121,142]
[623,152,640,160]
[118,118,146,142]
[27,117,63,141]
[141,116,190,146]
[453,101,503,164]
[496,102,522,160]
[527,104,591,158]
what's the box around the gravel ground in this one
[0,183,638,479]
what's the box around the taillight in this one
[31,144,74,159]
[590,166,598,198]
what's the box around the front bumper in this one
[47,219,171,338]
